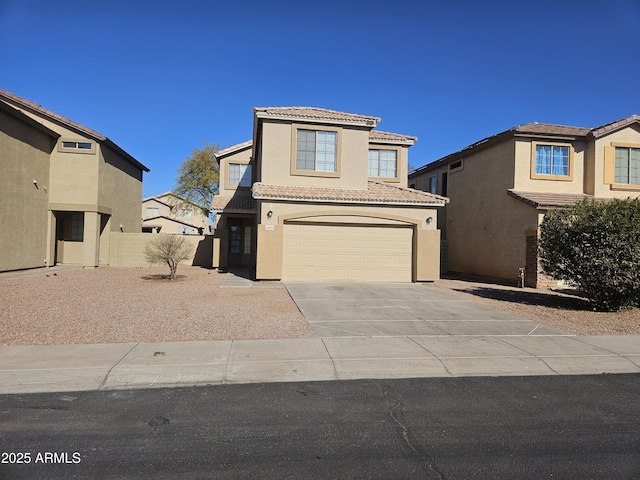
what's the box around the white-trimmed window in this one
[368,149,397,177]
[615,146,640,185]
[145,207,159,218]
[62,141,93,150]
[296,130,337,172]
[229,163,252,187]
[535,145,570,176]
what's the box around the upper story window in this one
[296,130,337,172]
[59,139,95,154]
[145,207,159,218]
[229,163,252,187]
[531,142,573,181]
[535,145,569,176]
[62,141,92,150]
[428,176,437,194]
[180,209,192,218]
[614,147,640,185]
[368,149,397,178]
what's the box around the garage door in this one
[282,224,412,282]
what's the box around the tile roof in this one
[211,195,257,212]
[369,130,417,144]
[252,181,447,206]
[591,115,640,138]
[215,140,253,158]
[141,215,202,229]
[142,192,207,210]
[253,107,380,127]
[512,122,591,137]
[507,190,595,209]
[0,88,149,172]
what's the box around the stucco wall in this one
[109,233,212,268]
[0,109,53,271]
[259,120,370,189]
[443,139,539,282]
[513,138,586,194]
[99,144,143,233]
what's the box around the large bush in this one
[539,197,640,311]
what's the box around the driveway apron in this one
[284,282,568,338]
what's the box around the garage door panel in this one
[282,224,412,282]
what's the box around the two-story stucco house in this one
[0,88,149,272]
[142,192,209,234]
[211,107,447,282]
[408,115,640,288]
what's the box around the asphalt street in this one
[1,374,639,479]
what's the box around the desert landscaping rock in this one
[0,266,314,345]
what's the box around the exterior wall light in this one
[426,216,433,224]
[267,210,273,219]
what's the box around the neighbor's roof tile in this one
[369,130,417,144]
[512,122,591,137]
[508,190,594,208]
[253,106,380,127]
[211,195,257,212]
[252,181,447,206]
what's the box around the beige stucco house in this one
[142,192,209,234]
[211,107,447,282]
[0,88,149,272]
[409,115,640,288]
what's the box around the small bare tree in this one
[144,235,194,281]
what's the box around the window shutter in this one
[603,146,615,184]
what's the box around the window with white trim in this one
[145,207,159,218]
[296,130,337,172]
[615,146,640,185]
[229,163,252,187]
[62,141,93,150]
[535,145,570,176]
[368,149,397,178]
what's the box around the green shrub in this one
[539,197,640,311]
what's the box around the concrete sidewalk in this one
[1,335,639,394]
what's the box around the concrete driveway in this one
[284,282,569,337]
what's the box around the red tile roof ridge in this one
[369,129,418,143]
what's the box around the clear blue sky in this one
[2,0,639,199]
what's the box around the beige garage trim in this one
[282,224,413,282]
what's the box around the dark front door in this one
[227,217,254,266]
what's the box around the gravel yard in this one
[1,267,638,346]
[0,266,314,345]
[434,278,640,336]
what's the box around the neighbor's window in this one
[229,163,252,187]
[614,147,640,185]
[535,145,570,176]
[70,213,84,241]
[428,176,437,194]
[296,130,337,172]
[62,141,92,150]
[180,209,192,218]
[368,149,397,178]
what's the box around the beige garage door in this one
[282,224,412,282]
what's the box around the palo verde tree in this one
[539,197,640,311]
[144,235,194,281]
[173,141,220,217]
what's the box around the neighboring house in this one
[409,115,640,288]
[211,107,447,282]
[0,88,149,272]
[142,192,209,235]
